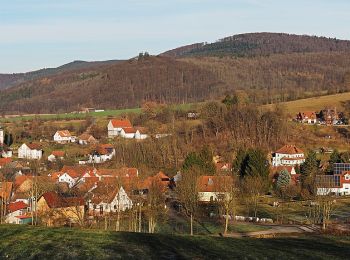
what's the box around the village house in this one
[48,151,65,162]
[272,145,305,167]
[86,144,116,164]
[53,130,75,143]
[5,201,32,224]
[296,111,318,124]
[316,171,350,196]
[107,119,148,139]
[197,175,234,202]
[88,180,133,215]
[137,171,170,195]
[107,119,133,138]
[18,143,43,160]
[78,133,97,145]
[36,191,85,226]
[320,107,340,125]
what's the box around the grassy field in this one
[0,103,199,123]
[0,225,349,259]
[262,92,350,116]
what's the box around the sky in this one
[1,0,350,73]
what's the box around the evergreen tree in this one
[233,149,247,177]
[276,169,291,189]
[245,149,269,179]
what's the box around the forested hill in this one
[0,60,122,90]
[161,32,350,57]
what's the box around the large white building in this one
[18,143,43,160]
[272,145,305,167]
[316,172,350,196]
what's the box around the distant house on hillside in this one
[53,130,75,143]
[296,111,317,124]
[5,201,31,225]
[107,119,148,139]
[18,143,43,160]
[48,151,65,162]
[78,133,97,145]
[108,119,133,138]
[197,175,233,202]
[272,145,305,167]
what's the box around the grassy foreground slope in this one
[263,92,350,116]
[0,225,349,260]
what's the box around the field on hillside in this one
[0,225,349,259]
[262,92,350,116]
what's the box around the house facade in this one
[53,130,74,143]
[107,119,133,138]
[18,143,43,160]
[272,145,305,166]
[197,175,233,202]
[5,201,31,224]
[316,172,350,196]
[48,151,65,162]
[0,127,4,144]
[296,111,318,124]
[89,184,133,214]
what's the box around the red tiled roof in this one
[299,111,317,120]
[52,151,65,157]
[0,158,12,167]
[41,192,84,208]
[8,201,28,212]
[197,175,233,192]
[15,175,32,188]
[56,130,72,137]
[110,119,132,128]
[26,143,42,150]
[122,127,137,134]
[276,145,304,155]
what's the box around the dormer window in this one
[208,178,214,185]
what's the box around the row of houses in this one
[296,107,344,125]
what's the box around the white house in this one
[5,201,31,224]
[53,130,75,143]
[48,151,65,162]
[272,145,305,167]
[197,175,234,202]
[107,119,133,138]
[18,143,43,160]
[316,172,350,196]
[58,172,81,188]
[78,133,97,145]
[89,184,133,214]
[86,144,116,164]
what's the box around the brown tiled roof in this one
[56,130,72,137]
[110,119,132,128]
[26,143,42,150]
[122,127,137,134]
[41,192,84,208]
[276,145,304,154]
[51,151,65,157]
[0,158,12,167]
[79,133,96,141]
[8,201,28,213]
[197,176,233,192]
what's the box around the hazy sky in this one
[1,0,350,73]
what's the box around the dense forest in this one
[161,32,350,57]
[0,60,122,90]
[1,33,350,114]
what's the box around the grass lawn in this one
[262,92,350,116]
[0,225,349,259]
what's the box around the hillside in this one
[1,33,350,114]
[162,32,350,57]
[0,60,122,90]
[0,225,349,259]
